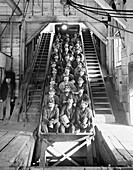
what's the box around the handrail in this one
[22,33,50,119]
[91,31,114,115]
[81,29,95,117]
[38,33,54,136]
[10,34,42,122]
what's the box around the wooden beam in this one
[93,0,127,28]
[20,20,26,79]
[84,21,107,45]
[0,15,108,23]
[10,22,13,69]
[107,36,124,40]
[4,0,22,16]
[26,23,49,45]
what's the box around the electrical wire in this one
[71,2,133,19]
[68,0,133,13]
[0,0,21,38]
[69,2,133,34]
[69,0,133,17]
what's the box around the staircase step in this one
[93,98,109,102]
[95,110,112,115]
[92,89,106,93]
[86,60,98,63]
[87,66,100,70]
[92,91,107,94]
[90,83,105,87]
[85,53,96,56]
[90,77,103,81]
[88,70,100,73]
[95,107,111,111]
[92,93,107,98]
[94,104,111,109]
[94,102,110,104]
[88,74,102,77]
[86,56,97,59]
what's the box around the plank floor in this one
[96,123,133,166]
[0,121,37,167]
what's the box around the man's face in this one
[64,76,69,83]
[6,78,11,83]
[76,57,80,62]
[79,89,84,95]
[49,91,55,97]
[67,96,73,105]
[81,101,88,109]
[48,102,55,109]
[65,68,70,75]
[80,70,84,76]
[78,80,84,86]
[65,54,69,61]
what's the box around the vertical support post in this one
[86,138,93,165]
[10,21,13,70]
[32,0,34,16]
[52,0,54,15]
[0,22,1,51]
[20,20,26,80]
[39,139,48,167]
[20,0,26,80]
[41,0,43,15]
[106,24,113,76]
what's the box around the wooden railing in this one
[10,34,42,122]
[38,33,54,136]
[81,29,95,118]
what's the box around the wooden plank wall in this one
[0,0,12,15]
[0,0,98,16]
[0,22,20,95]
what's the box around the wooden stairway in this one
[26,33,51,122]
[82,29,115,123]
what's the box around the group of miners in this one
[41,32,94,134]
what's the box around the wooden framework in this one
[93,0,127,28]
[39,133,94,167]
[4,0,22,15]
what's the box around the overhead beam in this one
[26,23,49,45]
[0,15,108,23]
[93,0,127,28]
[4,0,22,15]
[84,21,107,45]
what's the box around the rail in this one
[38,32,54,136]
[91,32,114,116]
[81,29,95,118]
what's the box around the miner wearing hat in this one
[41,100,60,133]
[75,96,94,133]
[60,94,76,133]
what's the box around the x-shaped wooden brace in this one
[46,140,88,166]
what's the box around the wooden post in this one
[106,23,113,76]
[52,0,54,15]
[32,0,34,16]
[10,21,13,70]
[86,138,93,165]
[0,22,1,51]
[41,0,43,15]
[39,139,48,167]
[20,20,26,80]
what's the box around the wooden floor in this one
[0,121,37,168]
[96,123,133,166]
